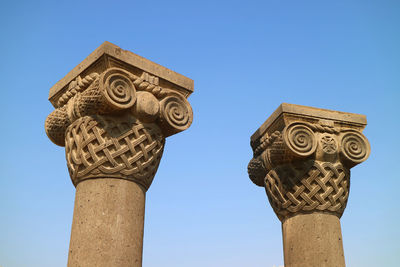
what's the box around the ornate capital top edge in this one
[251,103,367,142]
[48,41,194,104]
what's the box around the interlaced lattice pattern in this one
[65,114,165,190]
[265,160,349,221]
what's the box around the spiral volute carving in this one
[340,131,370,166]
[99,68,137,110]
[46,67,193,147]
[159,94,193,136]
[283,123,317,157]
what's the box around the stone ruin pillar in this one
[45,42,193,267]
[248,103,370,267]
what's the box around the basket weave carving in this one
[65,114,165,190]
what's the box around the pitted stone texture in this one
[68,179,145,267]
[45,42,194,267]
[282,213,345,267]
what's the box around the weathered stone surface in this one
[282,213,345,267]
[45,63,193,146]
[248,103,370,220]
[248,103,370,267]
[251,103,367,143]
[48,41,193,107]
[68,179,145,267]
[45,42,193,267]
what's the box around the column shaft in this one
[68,178,145,267]
[282,213,345,267]
[45,43,194,266]
[248,103,370,267]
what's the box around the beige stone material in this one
[68,179,145,267]
[251,102,367,143]
[133,91,160,123]
[282,213,345,267]
[44,42,193,267]
[248,103,370,267]
[49,41,193,106]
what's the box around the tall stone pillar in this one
[45,42,193,267]
[248,103,370,267]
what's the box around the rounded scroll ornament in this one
[159,94,193,137]
[283,123,317,157]
[340,131,370,167]
[99,68,137,110]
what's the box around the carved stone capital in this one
[248,103,370,221]
[45,42,193,190]
[65,114,165,190]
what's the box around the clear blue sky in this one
[1,0,399,266]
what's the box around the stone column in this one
[248,103,370,267]
[45,42,193,267]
